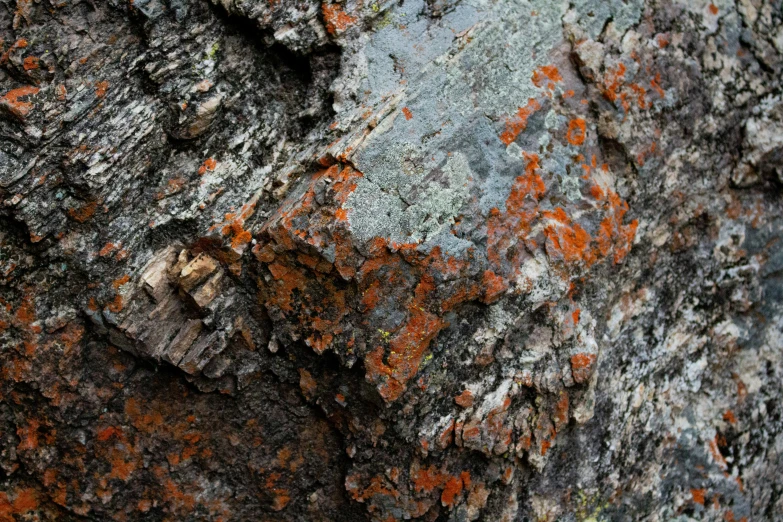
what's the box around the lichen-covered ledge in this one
[1,0,782,520]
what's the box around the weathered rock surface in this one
[1,0,782,520]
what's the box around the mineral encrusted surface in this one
[1,0,782,520]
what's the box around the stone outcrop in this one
[1,0,782,520]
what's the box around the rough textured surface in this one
[1,0,782,520]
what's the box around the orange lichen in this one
[1,85,40,118]
[601,63,626,103]
[543,208,594,266]
[0,488,38,520]
[198,157,217,175]
[99,242,118,257]
[691,488,706,505]
[441,475,464,507]
[723,410,737,424]
[566,118,586,145]
[298,368,317,398]
[570,353,596,383]
[106,295,123,313]
[708,3,719,15]
[22,56,39,70]
[95,81,109,98]
[112,274,130,289]
[454,389,474,408]
[531,65,562,90]
[322,3,356,34]
[402,107,413,120]
[68,199,98,223]
[499,98,541,145]
[481,270,506,303]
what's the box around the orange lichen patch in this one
[543,208,594,266]
[55,84,67,100]
[1,85,40,118]
[566,118,586,146]
[628,84,649,110]
[691,488,706,505]
[570,353,596,383]
[411,466,444,493]
[322,2,356,34]
[198,157,217,175]
[709,437,728,469]
[112,274,130,289]
[267,262,309,313]
[651,73,665,99]
[68,199,98,223]
[298,368,317,398]
[481,270,506,303]
[454,389,474,408]
[601,62,626,103]
[532,65,562,90]
[553,391,569,431]
[486,152,546,272]
[0,488,38,519]
[163,480,197,512]
[346,474,400,506]
[708,3,719,15]
[723,410,737,424]
[441,475,465,507]
[402,107,413,120]
[108,448,137,481]
[572,308,580,324]
[106,295,123,313]
[367,285,447,401]
[99,242,118,257]
[16,419,40,451]
[97,426,123,442]
[595,190,638,264]
[0,38,28,65]
[95,81,109,98]
[499,98,541,145]
[22,56,39,70]
[14,294,36,327]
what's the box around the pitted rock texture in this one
[1,0,782,520]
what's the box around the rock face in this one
[1,0,782,519]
